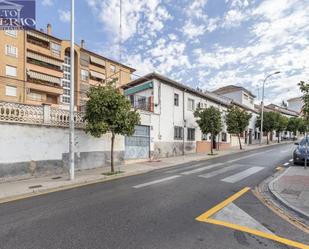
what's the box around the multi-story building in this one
[213,85,260,144]
[287,97,303,114]
[0,24,135,110]
[122,73,242,159]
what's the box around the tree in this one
[84,84,140,172]
[275,113,288,143]
[194,106,222,155]
[287,117,300,139]
[298,118,307,134]
[256,111,278,144]
[225,106,252,150]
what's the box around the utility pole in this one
[69,0,75,180]
[259,71,281,145]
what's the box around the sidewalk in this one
[269,166,309,220]
[0,141,292,204]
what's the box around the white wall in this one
[0,123,124,163]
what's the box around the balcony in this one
[27,63,63,78]
[26,82,63,95]
[131,96,154,112]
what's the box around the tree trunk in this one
[210,133,213,155]
[110,132,115,173]
[278,132,280,143]
[238,133,242,150]
[266,132,269,144]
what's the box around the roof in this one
[287,96,302,102]
[123,72,258,113]
[255,104,300,117]
[213,85,256,98]
[123,72,231,106]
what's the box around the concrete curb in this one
[0,141,295,205]
[268,167,309,221]
[0,169,151,205]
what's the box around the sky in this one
[37,0,309,105]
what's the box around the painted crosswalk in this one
[221,166,264,183]
[198,164,248,179]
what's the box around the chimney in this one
[47,23,52,35]
[81,39,85,49]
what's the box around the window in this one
[221,132,227,142]
[5,30,17,37]
[5,45,18,57]
[187,128,195,141]
[5,65,17,77]
[28,91,42,101]
[174,93,179,106]
[187,98,195,111]
[174,126,183,140]
[243,93,249,100]
[51,42,61,57]
[202,133,208,140]
[110,64,116,73]
[249,97,254,104]
[81,69,89,81]
[5,85,17,97]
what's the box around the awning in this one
[90,56,105,67]
[27,51,63,67]
[124,81,153,96]
[27,71,61,85]
[90,70,105,80]
[27,31,50,42]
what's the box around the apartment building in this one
[287,97,303,114]
[0,24,135,110]
[213,85,260,144]
[122,73,235,159]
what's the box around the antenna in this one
[119,0,122,63]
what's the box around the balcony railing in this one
[131,98,154,112]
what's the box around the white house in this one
[287,97,303,114]
[213,85,260,145]
[122,73,255,160]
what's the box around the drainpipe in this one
[183,90,187,155]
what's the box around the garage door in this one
[125,125,150,159]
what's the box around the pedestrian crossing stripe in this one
[196,187,309,249]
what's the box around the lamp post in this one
[259,71,281,145]
[69,0,75,180]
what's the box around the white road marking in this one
[225,150,272,164]
[289,159,293,162]
[180,163,223,175]
[199,164,248,179]
[165,162,208,174]
[283,162,289,166]
[280,150,290,153]
[133,175,181,188]
[221,166,264,183]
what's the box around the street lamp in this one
[69,0,75,180]
[259,71,281,145]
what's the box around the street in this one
[0,144,308,249]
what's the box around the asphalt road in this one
[0,143,308,249]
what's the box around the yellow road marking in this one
[196,187,250,221]
[196,187,309,249]
[276,166,283,171]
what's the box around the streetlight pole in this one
[69,0,75,180]
[259,71,281,145]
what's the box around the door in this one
[125,125,150,159]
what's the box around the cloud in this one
[183,20,205,39]
[58,10,71,23]
[86,0,171,42]
[41,0,53,6]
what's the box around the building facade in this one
[0,24,135,110]
[213,85,260,144]
[122,73,236,159]
[287,97,303,114]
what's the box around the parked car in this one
[293,138,309,165]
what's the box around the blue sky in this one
[38,0,309,105]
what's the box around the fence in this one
[0,101,85,128]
